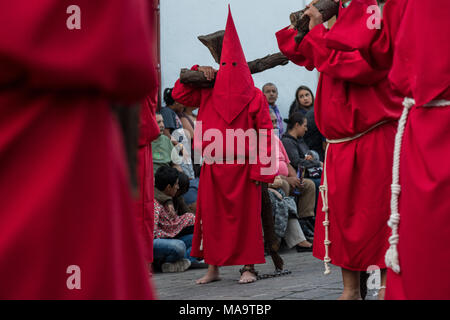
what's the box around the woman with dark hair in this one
[282,112,322,237]
[289,86,315,117]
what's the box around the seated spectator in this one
[153,167,205,272]
[180,106,202,178]
[288,85,314,117]
[262,83,285,137]
[289,86,326,161]
[282,112,322,237]
[151,113,183,174]
[175,170,197,214]
[161,87,195,179]
[268,111,313,251]
[152,114,198,208]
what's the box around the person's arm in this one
[276,7,387,85]
[281,163,302,191]
[282,138,302,169]
[172,66,216,108]
[180,117,195,142]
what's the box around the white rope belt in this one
[320,120,390,275]
[386,98,450,274]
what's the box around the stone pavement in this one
[152,249,379,300]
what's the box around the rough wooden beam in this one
[197,30,225,64]
[180,53,289,88]
[290,0,339,44]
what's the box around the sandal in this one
[238,265,258,284]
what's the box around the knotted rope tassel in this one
[319,143,332,275]
[385,97,415,274]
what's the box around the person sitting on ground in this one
[161,87,195,179]
[282,112,321,237]
[268,110,313,252]
[262,83,285,137]
[153,166,205,272]
[174,170,197,214]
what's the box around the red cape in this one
[0,0,156,299]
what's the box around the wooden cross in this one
[179,0,340,87]
[179,30,289,88]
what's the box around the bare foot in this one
[239,271,258,284]
[298,240,312,248]
[196,266,220,285]
[338,290,362,300]
[238,265,258,284]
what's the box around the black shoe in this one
[299,219,314,238]
[295,245,313,252]
[189,259,209,269]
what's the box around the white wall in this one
[160,0,319,120]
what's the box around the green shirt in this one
[152,134,174,174]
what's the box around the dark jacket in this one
[304,107,325,161]
[281,133,322,171]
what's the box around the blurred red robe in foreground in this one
[276,0,404,272]
[382,0,450,300]
[0,0,156,299]
[136,94,160,263]
[172,9,276,266]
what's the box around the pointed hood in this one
[212,6,255,124]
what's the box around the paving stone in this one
[153,249,349,300]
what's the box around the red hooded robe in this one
[172,8,276,266]
[276,0,404,272]
[381,0,450,300]
[0,0,156,299]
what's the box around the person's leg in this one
[284,218,312,249]
[298,179,316,219]
[378,269,387,300]
[177,233,197,263]
[339,268,362,300]
[153,239,186,264]
[279,178,290,196]
[196,265,220,284]
[154,239,191,273]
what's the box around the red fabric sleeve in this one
[172,79,203,108]
[277,24,387,85]
[249,90,276,184]
[0,0,156,102]
[139,94,160,147]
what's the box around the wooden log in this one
[180,53,289,88]
[180,68,216,88]
[248,52,289,74]
[197,30,225,64]
[290,0,339,44]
